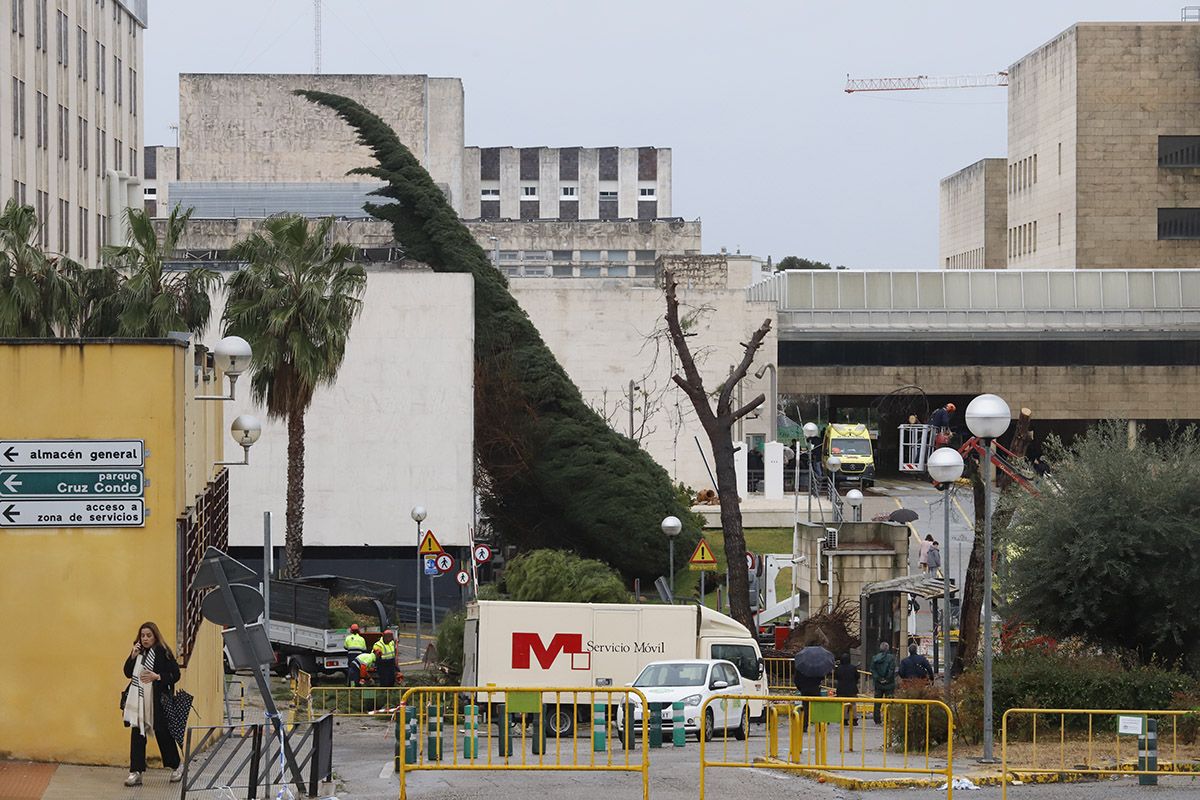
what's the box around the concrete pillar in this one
[764,441,785,500]
[1128,420,1137,450]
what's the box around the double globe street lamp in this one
[964,393,1011,763]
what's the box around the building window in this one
[11,0,23,35]
[1058,142,1062,175]
[57,104,68,160]
[77,26,87,79]
[36,191,48,247]
[1158,208,1200,239]
[12,181,26,205]
[130,68,136,116]
[560,186,577,199]
[97,127,105,173]
[480,187,499,199]
[599,191,618,201]
[639,187,656,199]
[115,138,123,171]
[634,250,656,261]
[56,10,67,66]
[98,43,105,94]
[521,185,537,198]
[56,199,68,253]
[1057,212,1062,246]
[78,117,87,169]
[114,56,122,105]
[1158,136,1200,167]
[35,92,48,150]
[11,79,25,139]
[79,206,88,259]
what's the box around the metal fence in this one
[1001,707,1200,798]
[698,694,954,799]
[180,714,333,799]
[397,686,650,800]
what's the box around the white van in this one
[463,600,767,736]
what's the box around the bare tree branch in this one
[716,319,773,420]
[732,393,767,423]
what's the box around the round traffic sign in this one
[435,553,455,573]
[473,544,493,563]
[455,570,471,586]
[746,552,756,571]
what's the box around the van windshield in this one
[634,663,707,687]
[830,438,871,456]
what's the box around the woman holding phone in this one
[121,621,182,787]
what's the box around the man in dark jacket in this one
[834,653,859,725]
[898,644,934,683]
[870,642,896,725]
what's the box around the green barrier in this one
[672,702,686,747]
[648,704,664,749]
[426,702,441,762]
[593,702,607,752]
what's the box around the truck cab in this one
[823,423,875,487]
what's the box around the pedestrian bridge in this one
[746,269,1200,428]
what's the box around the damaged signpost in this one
[190,546,308,791]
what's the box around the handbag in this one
[119,685,129,712]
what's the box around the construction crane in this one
[313,0,323,75]
[844,72,1008,93]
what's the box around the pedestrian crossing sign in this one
[688,538,718,571]
[418,530,443,555]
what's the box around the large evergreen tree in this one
[298,90,698,579]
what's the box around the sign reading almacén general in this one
[0,440,146,528]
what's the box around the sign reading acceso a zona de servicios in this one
[0,440,146,528]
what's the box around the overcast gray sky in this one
[145,1,1180,268]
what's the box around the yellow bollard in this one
[766,706,780,759]
[788,706,804,762]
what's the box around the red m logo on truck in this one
[511,632,590,670]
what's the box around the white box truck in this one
[463,600,768,736]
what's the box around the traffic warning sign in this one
[418,529,443,555]
[688,538,718,571]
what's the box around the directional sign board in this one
[0,469,143,498]
[0,499,144,528]
[418,530,443,555]
[689,539,718,572]
[435,553,455,574]
[0,439,144,468]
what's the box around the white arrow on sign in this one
[2,474,21,492]
[455,570,471,586]
[473,544,492,563]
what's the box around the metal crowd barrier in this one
[698,694,954,799]
[762,659,872,694]
[1001,707,1200,799]
[290,671,407,719]
[397,686,650,800]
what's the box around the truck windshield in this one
[634,663,707,687]
[830,438,871,456]
[710,645,760,680]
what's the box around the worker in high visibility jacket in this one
[344,624,367,685]
[373,630,398,687]
[354,651,376,685]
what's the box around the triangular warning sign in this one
[689,538,717,566]
[418,530,443,555]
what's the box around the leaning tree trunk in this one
[282,409,306,579]
[711,429,752,632]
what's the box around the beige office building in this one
[941,21,1200,270]
[2,0,146,265]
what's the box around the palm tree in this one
[102,205,219,337]
[223,215,366,578]
[0,199,79,336]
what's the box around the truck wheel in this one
[288,654,317,682]
[545,706,575,738]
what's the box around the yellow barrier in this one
[763,659,871,694]
[698,693,954,799]
[304,684,408,717]
[1001,707,1200,799]
[398,686,650,800]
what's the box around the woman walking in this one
[122,621,182,787]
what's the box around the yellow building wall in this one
[0,339,226,765]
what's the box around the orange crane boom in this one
[844,72,1009,93]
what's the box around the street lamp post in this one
[927,447,965,705]
[410,505,427,655]
[803,422,819,523]
[965,393,1011,763]
[661,515,682,602]
[826,455,842,522]
[754,363,778,445]
[845,489,863,523]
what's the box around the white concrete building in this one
[205,270,477,555]
[1,0,146,265]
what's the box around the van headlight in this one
[681,695,702,707]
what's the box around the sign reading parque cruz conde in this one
[0,439,146,528]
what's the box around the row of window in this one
[944,247,985,270]
[1008,220,1038,259]
[495,250,657,262]
[498,264,660,279]
[1009,154,1037,194]
[481,187,656,201]
[10,181,106,257]
[10,78,135,175]
[13,2,138,112]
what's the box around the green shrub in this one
[504,549,630,603]
[437,610,466,678]
[888,680,953,749]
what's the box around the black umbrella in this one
[793,645,836,678]
[889,508,919,523]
